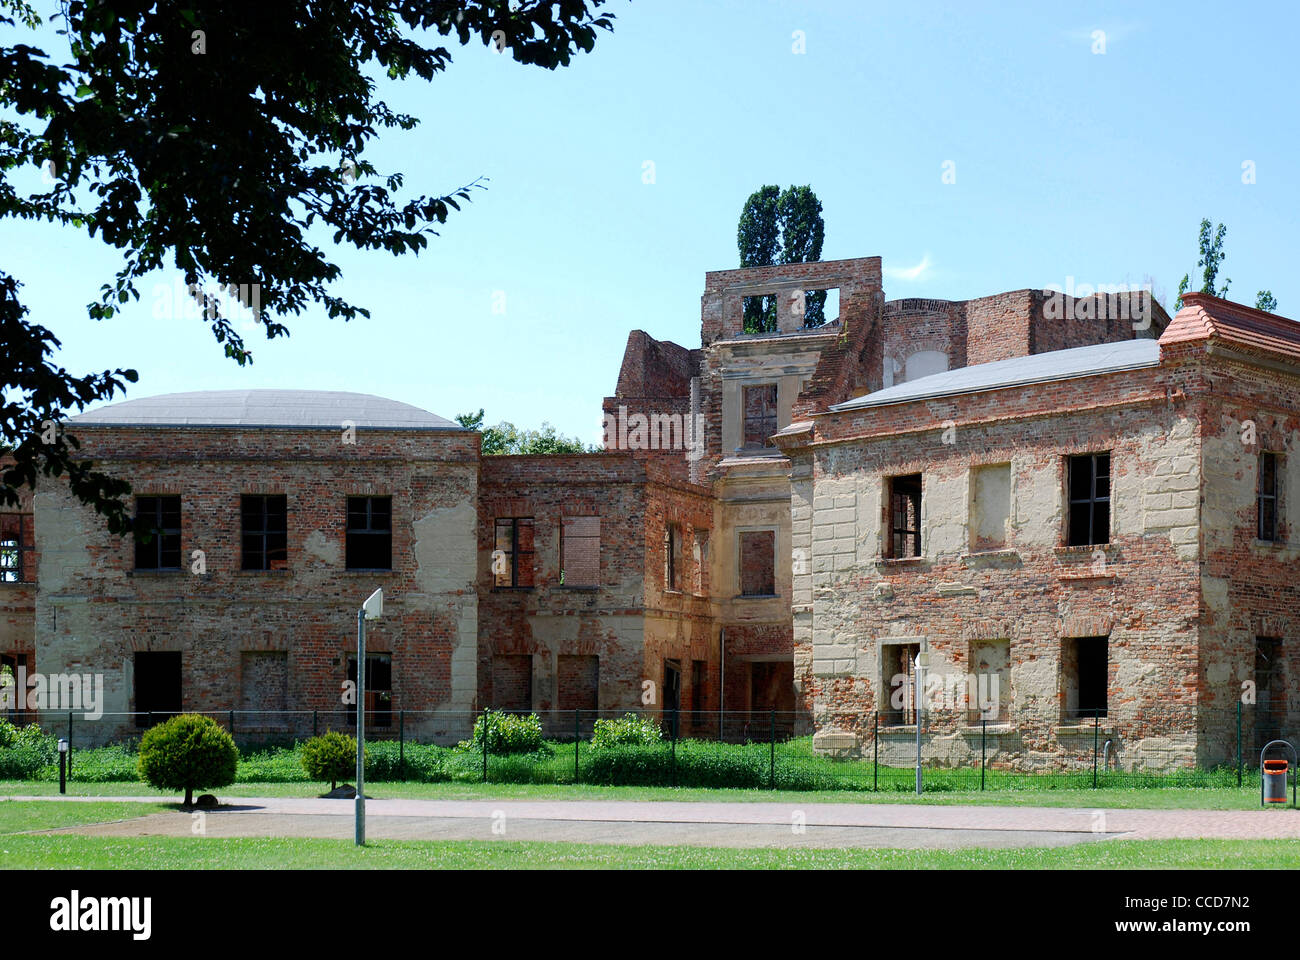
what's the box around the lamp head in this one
[362,588,384,621]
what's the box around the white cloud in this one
[884,254,932,283]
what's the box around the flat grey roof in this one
[829,338,1161,412]
[68,389,460,430]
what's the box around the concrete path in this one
[13,795,1300,849]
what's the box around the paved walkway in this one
[15,796,1300,849]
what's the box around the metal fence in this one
[5,700,1292,792]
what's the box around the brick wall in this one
[34,424,480,744]
[781,352,1212,770]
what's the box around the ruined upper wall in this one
[700,257,883,346]
[610,331,699,400]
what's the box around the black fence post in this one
[769,708,776,790]
[229,710,235,739]
[1092,714,1099,788]
[398,709,405,781]
[67,710,73,781]
[574,709,580,783]
[481,708,489,783]
[1237,700,1243,788]
[980,717,986,791]
[873,711,879,792]
[313,709,318,738]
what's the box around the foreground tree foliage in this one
[0,0,617,531]
[136,713,238,807]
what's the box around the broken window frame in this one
[494,517,535,588]
[1258,452,1280,542]
[345,496,393,571]
[1066,453,1110,547]
[882,642,921,726]
[134,495,183,571]
[664,523,680,592]
[241,494,288,571]
[741,383,779,450]
[886,474,923,559]
[1065,636,1108,721]
[0,513,34,583]
[345,652,393,728]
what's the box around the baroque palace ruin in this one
[3,255,1298,770]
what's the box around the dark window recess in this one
[664,524,680,591]
[888,474,922,558]
[883,643,920,725]
[750,661,796,716]
[1067,454,1110,546]
[346,497,392,570]
[742,384,779,449]
[494,518,535,588]
[663,659,682,728]
[561,516,600,587]
[691,659,707,727]
[0,513,33,583]
[1258,453,1279,542]
[134,652,182,727]
[135,496,182,570]
[739,529,776,596]
[241,495,288,571]
[346,653,392,728]
[1069,637,1108,720]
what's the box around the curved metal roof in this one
[68,389,460,430]
[829,338,1161,412]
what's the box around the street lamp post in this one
[914,648,929,796]
[355,588,383,846]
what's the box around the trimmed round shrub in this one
[461,710,545,755]
[590,713,663,749]
[137,714,238,806]
[301,731,363,789]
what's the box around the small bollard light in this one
[57,738,68,795]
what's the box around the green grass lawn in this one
[2,799,1293,869]
[0,798,170,834]
[2,830,1296,869]
[0,778,1272,809]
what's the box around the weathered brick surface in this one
[33,424,480,743]
[0,479,37,679]
[477,454,714,729]
[778,293,1300,771]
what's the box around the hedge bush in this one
[590,713,663,749]
[581,742,767,788]
[461,710,545,755]
[0,720,57,779]
[60,744,139,783]
[137,714,238,806]
[238,747,311,783]
[300,731,361,789]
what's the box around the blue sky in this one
[5,0,1297,443]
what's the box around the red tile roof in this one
[1161,293,1300,362]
